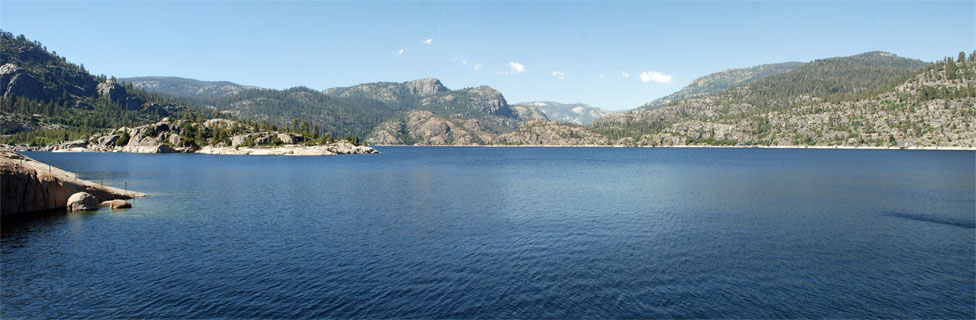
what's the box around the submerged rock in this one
[67,192,98,212]
[99,199,132,209]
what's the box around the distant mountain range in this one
[120,76,258,101]
[3,30,973,149]
[512,101,611,125]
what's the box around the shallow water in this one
[2,147,974,318]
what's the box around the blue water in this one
[2,147,974,318]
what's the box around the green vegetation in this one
[642,61,805,110]
[0,31,364,147]
[594,51,975,148]
[125,76,523,141]
[0,30,184,144]
[593,51,933,142]
[2,30,971,149]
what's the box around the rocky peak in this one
[96,80,144,110]
[467,85,501,97]
[460,86,515,118]
[97,81,128,102]
[404,78,448,96]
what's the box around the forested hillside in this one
[120,76,256,105]
[641,61,804,109]
[593,52,931,141]
[0,31,187,145]
[204,79,524,139]
[122,76,530,139]
[3,31,970,149]
[593,51,975,148]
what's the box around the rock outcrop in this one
[44,117,377,156]
[404,78,448,96]
[0,113,34,134]
[511,104,550,122]
[366,110,494,145]
[99,199,132,209]
[462,86,514,117]
[67,192,98,212]
[494,120,611,146]
[0,63,47,101]
[197,140,377,156]
[96,80,143,110]
[1,151,147,217]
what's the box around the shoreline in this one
[3,141,378,156]
[1,151,147,216]
[7,144,974,153]
[371,144,976,151]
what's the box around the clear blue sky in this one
[2,1,973,111]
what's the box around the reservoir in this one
[2,147,973,318]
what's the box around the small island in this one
[4,113,378,156]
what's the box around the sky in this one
[1,1,974,111]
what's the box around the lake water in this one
[3,147,974,318]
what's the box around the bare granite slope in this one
[1,151,147,216]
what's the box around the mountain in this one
[592,51,975,148]
[4,31,971,149]
[321,77,448,102]
[120,76,257,101]
[594,51,930,139]
[640,61,805,109]
[205,78,525,139]
[322,78,519,119]
[510,104,549,121]
[513,101,610,125]
[0,31,186,145]
[366,110,609,146]
[117,74,528,139]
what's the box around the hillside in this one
[205,78,526,139]
[640,61,804,109]
[120,76,257,103]
[322,78,520,119]
[513,101,610,125]
[3,31,970,149]
[594,51,930,140]
[593,52,975,148]
[366,110,609,146]
[0,31,187,145]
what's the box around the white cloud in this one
[639,71,673,84]
[621,71,630,78]
[473,63,483,71]
[600,74,606,79]
[499,62,525,74]
[422,38,433,45]
[397,49,404,55]
[461,58,467,65]
[552,71,565,80]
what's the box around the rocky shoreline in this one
[1,151,147,217]
[1,117,378,156]
[369,144,975,151]
[196,143,376,156]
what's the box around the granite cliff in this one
[1,151,146,217]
